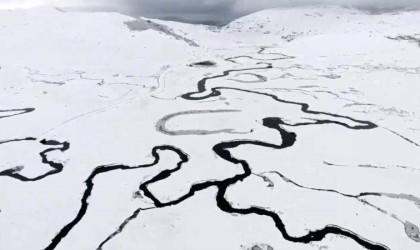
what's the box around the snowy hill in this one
[1,6,420,250]
[225,6,420,36]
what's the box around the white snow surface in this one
[0,6,420,250]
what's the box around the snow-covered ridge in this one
[224,6,420,40]
[0,6,199,72]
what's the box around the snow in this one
[0,6,419,250]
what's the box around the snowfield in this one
[0,6,419,250]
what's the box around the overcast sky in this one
[1,0,420,24]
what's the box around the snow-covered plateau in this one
[1,5,420,250]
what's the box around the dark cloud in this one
[74,0,420,25]
[2,0,420,25]
[123,0,236,25]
